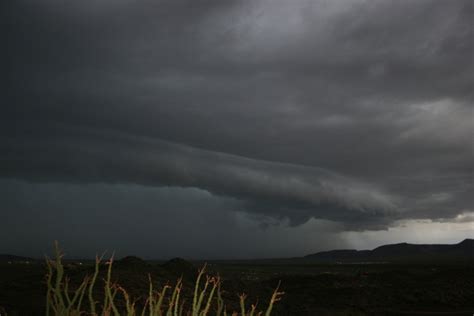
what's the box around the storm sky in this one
[1,0,473,259]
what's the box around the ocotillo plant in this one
[45,242,284,316]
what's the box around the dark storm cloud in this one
[2,0,473,232]
[0,180,348,258]
[1,126,399,228]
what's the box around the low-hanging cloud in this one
[1,0,472,244]
[1,126,399,228]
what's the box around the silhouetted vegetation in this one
[43,242,283,316]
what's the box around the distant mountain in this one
[162,257,196,277]
[303,239,474,263]
[0,254,37,263]
[115,256,149,269]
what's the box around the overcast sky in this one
[1,0,473,259]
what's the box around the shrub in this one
[45,242,283,316]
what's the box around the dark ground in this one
[0,259,473,315]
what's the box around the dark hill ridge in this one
[304,239,474,263]
[162,257,196,277]
[115,256,149,269]
[0,254,37,263]
[1,239,472,264]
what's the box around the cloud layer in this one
[2,0,472,243]
[2,128,400,228]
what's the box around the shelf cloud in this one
[1,0,472,256]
